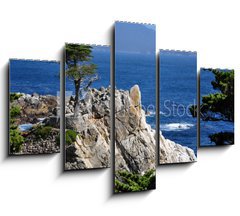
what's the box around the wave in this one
[146,111,165,116]
[160,123,194,131]
[37,118,46,122]
[146,110,155,117]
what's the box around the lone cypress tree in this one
[65,43,97,116]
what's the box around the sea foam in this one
[161,123,194,131]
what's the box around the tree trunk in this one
[74,79,81,117]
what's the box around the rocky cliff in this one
[10,93,60,154]
[11,93,59,125]
[159,131,196,164]
[65,85,196,170]
[114,85,156,173]
[65,87,111,170]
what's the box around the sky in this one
[115,21,156,54]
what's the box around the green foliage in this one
[65,43,97,115]
[10,105,21,118]
[65,43,97,82]
[201,92,229,118]
[65,43,93,67]
[201,93,227,113]
[9,102,24,153]
[211,69,234,96]
[10,122,18,130]
[10,93,22,102]
[115,169,156,193]
[202,69,234,121]
[10,116,17,128]
[10,129,24,153]
[209,132,234,145]
[209,69,234,121]
[189,69,234,121]
[65,129,77,146]
[66,64,97,81]
[34,126,52,139]
[9,104,23,153]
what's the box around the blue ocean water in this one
[10,59,60,95]
[160,51,197,155]
[115,52,156,129]
[65,46,110,93]
[200,69,234,146]
[18,123,33,132]
[10,47,110,97]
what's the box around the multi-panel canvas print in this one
[159,50,197,164]
[114,21,156,193]
[199,68,234,146]
[9,59,60,155]
[64,44,111,170]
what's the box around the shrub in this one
[65,130,77,146]
[10,118,17,128]
[34,126,52,139]
[189,69,234,121]
[10,129,24,153]
[209,132,234,145]
[10,105,21,118]
[115,169,156,193]
[10,93,22,102]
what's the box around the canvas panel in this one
[114,21,156,193]
[200,68,234,146]
[9,59,60,155]
[64,44,111,170]
[159,50,197,164]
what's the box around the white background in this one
[0,0,239,215]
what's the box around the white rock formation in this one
[64,85,196,170]
[159,131,196,164]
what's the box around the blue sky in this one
[115,22,156,54]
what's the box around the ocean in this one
[160,51,197,155]
[10,59,60,96]
[115,52,156,129]
[11,50,199,155]
[10,48,110,96]
[200,69,234,146]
